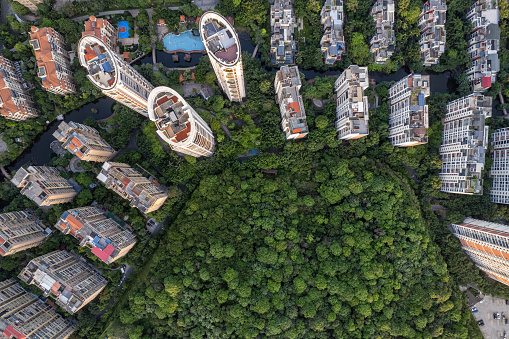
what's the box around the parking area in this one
[472,295,509,339]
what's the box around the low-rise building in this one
[0,210,49,256]
[388,74,430,147]
[370,0,395,64]
[418,0,447,66]
[490,128,509,204]
[18,250,108,314]
[82,15,117,52]
[270,0,298,65]
[0,56,39,121]
[439,94,492,195]
[29,26,76,96]
[334,65,369,140]
[320,0,345,65]
[97,162,167,214]
[0,278,75,339]
[54,206,136,264]
[53,121,117,162]
[274,66,308,139]
[12,166,78,207]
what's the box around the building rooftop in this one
[78,36,117,90]
[200,12,240,66]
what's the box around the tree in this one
[349,33,370,65]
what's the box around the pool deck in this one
[162,31,205,54]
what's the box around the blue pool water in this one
[163,31,205,52]
[119,21,131,39]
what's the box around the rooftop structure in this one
[53,121,117,162]
[29,26,76,96]
[388,74,430,147]
[370,0,395,64]
[451,218,509,287]
[418,0,447,66]
[274,66,307,140]
[490,128,509,204]
[18,250,108,314]
[12,166,78,207]
[270,0,298,65]
[82,15,117,52]
[54,206,136,264]
[334,65,370,140]
[0,278,75,339]
[199,12,245,102]
[439,94,492,195]
[12,0,42,12]
[320,0,345,65]
[0,210,49,256]
[147,87,215,157]
[0,56,39,121]
[97,162,167,214]
[78,35,153,116]
[467,0,500,92]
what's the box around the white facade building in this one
[491,128,509,204]
[370,0,395,64]
[320,0,345,65]
[418,0,447,66]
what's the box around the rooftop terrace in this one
[200,14,239,65]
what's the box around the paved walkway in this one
[69,157,86,172]
[72,8,155,22]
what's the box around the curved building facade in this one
[148,86,214,157]
[77,35,153,116]
[199,12,245,102]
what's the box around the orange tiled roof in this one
[286,101,300,113]
[65,214,84,231]
[72,137,82,147]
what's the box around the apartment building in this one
[53,121,117,162]
[418,0,447,66]
[0,56,39,121]
[83,15,117,51]
[12,0,42,12]
[97,162,168,214]
[0,278,75,339]
[199,12,246,102]
[388,74,430,147]
[78,35,154,116]
[270,0,298,65]
[12,166,78,207]
[0,210,49,256]
[29,26,76,96]
[370,0,395,64]
[467,0,500,92]
[274,66,308,140]
[147,86,215,157]
[334,65,370,140]
[18,250,108,314]
[320,0,345,65]
[451,218,509,287]
[439,94,492,195]
[490,128,509,204]
[54,206,136,264]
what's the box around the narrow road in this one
[97,264,134,319]
[73,8,155,22]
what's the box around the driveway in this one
[73,8,154,22]
[193,0,220,10]
[472,294,509,339]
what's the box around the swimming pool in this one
[163,31,205,52]
[119,21,131,39]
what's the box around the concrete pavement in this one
[72,8,160,22]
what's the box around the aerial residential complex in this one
[388,74,430,147]
[490,128,509,204]
[13,0,42,12]
[370,0,395,64]
[78,35,154,116]
[53,121,117,162]
[320,0,345,65]
[0,278,75,339]
[29,26,76,96]
[97,162,168,214]
[19,250,107,314]
[0,56,39,121]
[147,87,215,157]
[12,166,78,207]
[467,0,500,92]
[451,218,509,287]
[200,12,246,102]
[0,210,49,256]
[334,65,370,140]
[274,66,308,140]
[418,0,447,66]
[439,94,492,195]
[83,15,118,51]
[54,206,136,264]
[270,0,298,65]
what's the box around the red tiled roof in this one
[286,102,300,113]
[173,122,191,142]
[65,214,84,232]
[3,325,25,339]
[156,95,170,106]
[122,178,131,190]
[68,143,76,151]
[76,151,83,158]
[50,282,61,295]
[72,137,82,148]
[91,244,115,263]
[482,76,491,88]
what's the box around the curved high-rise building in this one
[148,86,214,157]
[199,11,245,102]
[77,35,153,116]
